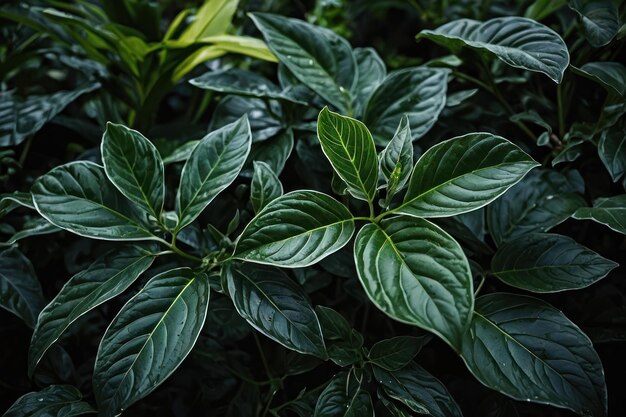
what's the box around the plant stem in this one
[474,275,486,296]
[254,332,273,381]
[152,236,203,262]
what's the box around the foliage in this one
[1,1,625,416]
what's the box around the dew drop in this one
[38,398,44,402]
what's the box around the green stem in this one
[18,136,33,166]
[474,275,486,296]
[353,216,374,222]
[153,236,203,263]
[254,332,273,380]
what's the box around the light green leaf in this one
[573,195,626,235]
[374,362,463,417]
[379,115,413,204]
[574,62,626,97]
[492,233,617,293]
[32,161,154,240]
[314,372,373,417]
[570,0,619,47]
[598,122,626,182]
[28,245,156,376]
[364,68,448,145]
[0,83,99,147]
[461,293,607,417]
[178,0,237,40]
[224,263,327,358]
[249,13,356,113]
[351,47,386,116]
[3,385,95,417]
[235,191,355,267]
[417,17,569,83]
[176,115,251,231]
[251,161,283,213]
[369,336,430,371]
[317,107,378,202]
[0,247,45,328]
[93,268,209,417]
[102,122,164,219]
[487,169,586,244]
[395,133,538,218]
[354,216,473,349]
[525,0,567,21]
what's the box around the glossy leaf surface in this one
[379,115,413,203]
[354,216,472,348]
[598,122,626,182]
[573,195,626,234]
[235,191,354,267]
[369,336,429,371]
[3,385,95,417]
[250,161,283,213]
[314,372,373,417]
[570,0,619,47]
[93,268,209,417]
[461,293,607,417]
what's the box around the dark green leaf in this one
[250,13,356,113]
[314,372,374,417]
[570,0,619,47]
[492,233,617,292]
[369,336,430,371]
[32,161,154,240]
[461,293,607,417]
[93,268,209,417]
[316,305,363,366]
[0,247,45,328]
[210,96,282,143]
[573,195,626,234]
[251,161,283,213]
[244,129,294,177]
[235,191,355,267]
[354,216,473,349]
[598,122,626,182]
[525,0,567,21]
[379,115,413,204]
[395,133,538,218]
[28,245,156,376]
[351,47,386,115]
[176,115,251,230]
[417,17,569,83]
[574,62,626,97]
[317,107,378,202]
[224,263,327,358]
[3,385,95,417]
[2,217,59,245]
[374,362,462,417]
[364,68,448,145]
[0,192,34,218]
[101,122,164,219]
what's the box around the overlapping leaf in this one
[379,115,413,204]
[570,0,619,47]
[573,195,626,234]
[3,385,95,417]
[250,161,283,213]
[314,372,373,417]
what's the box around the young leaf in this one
[3,385,95,417]
[417,17,569,83]
[491,233,617,293]
[317,108,378,202]
[176,115,251,231]
[28,245,156,376]
[31,161,154,240]
[374,362,463,417]
[316,305,364,366]
[234,191,355,267]
[570,0,619,47]
[351,47,386,115]
[487,169,586,244]
[0,247,45,328]
[354,216,473,349]
[249,13,356,113]
[314,372,374,417]
[369,336,430,371]
[573,195,626,234]
[395,133,538,218]
[251,161,283,213]
[364,68,448,145]
[224,263,327,358]
[379,115,413,204]
[93,268,209,417]
[101,122,165,219]
[460,293,607,417]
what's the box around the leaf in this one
[573,195,626,234]
[570,0,619,47]
[234,191,355,268]
[487,169,586,245]
[251,161,283,213]
[460,293,607,417]
[379,115,413,204]
[0,192,34,218]
[31,161,155,240]
[249,13,356,113]
[395,133,538,218]
[525,0,567,21]
[417,17,569,83]
[351,47,386,115]
[28,245,156,376]
[0,247,45,328]
[354,216,473,349]
[101,123,165,219]
[224,263,327,358]
[176,115,251,231]
[491,233,617,293]
[210,95,282,143]
[598,122,626,182]
[93,268,209,417]
[245,130,294,176]
[0,83,99,147]
[317,107,378,202]
[316,305,363,366]
[314,372,374,417]
[2,217,59,245]
[3,385,95,417]
[369,336,430,371]
[190,68,306,104]
[574,62,626,97]
[364,67,448,145]
[178,0,237,40]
